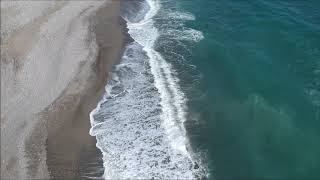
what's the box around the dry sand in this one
[1,0,127,179]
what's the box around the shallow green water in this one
[171,0,320,179]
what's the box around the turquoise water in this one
[154,0,320,179]
[92,0,319,178]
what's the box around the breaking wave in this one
[90,0,207,179]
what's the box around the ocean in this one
[90,0,320,179]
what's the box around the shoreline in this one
[1,0,129,179]
[44,1,129,179]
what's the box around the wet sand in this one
[1,0,127,179]
[44,2,128,179]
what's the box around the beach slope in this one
[1,0,125,179]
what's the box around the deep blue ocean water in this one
[161,0,320,179]
[91,0,320,179]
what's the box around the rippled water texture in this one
[90,0,206,179]
[91,0,319,179]
[178,0,320,179]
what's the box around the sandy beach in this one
[1,0,126,179]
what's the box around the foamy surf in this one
[90,0,206,179]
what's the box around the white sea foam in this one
[90,42,196,179]
[127,0,190,156]
[166,28,204,42]
[90,0,206,179]
[168,11,196,21]
[156,7,204,43]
